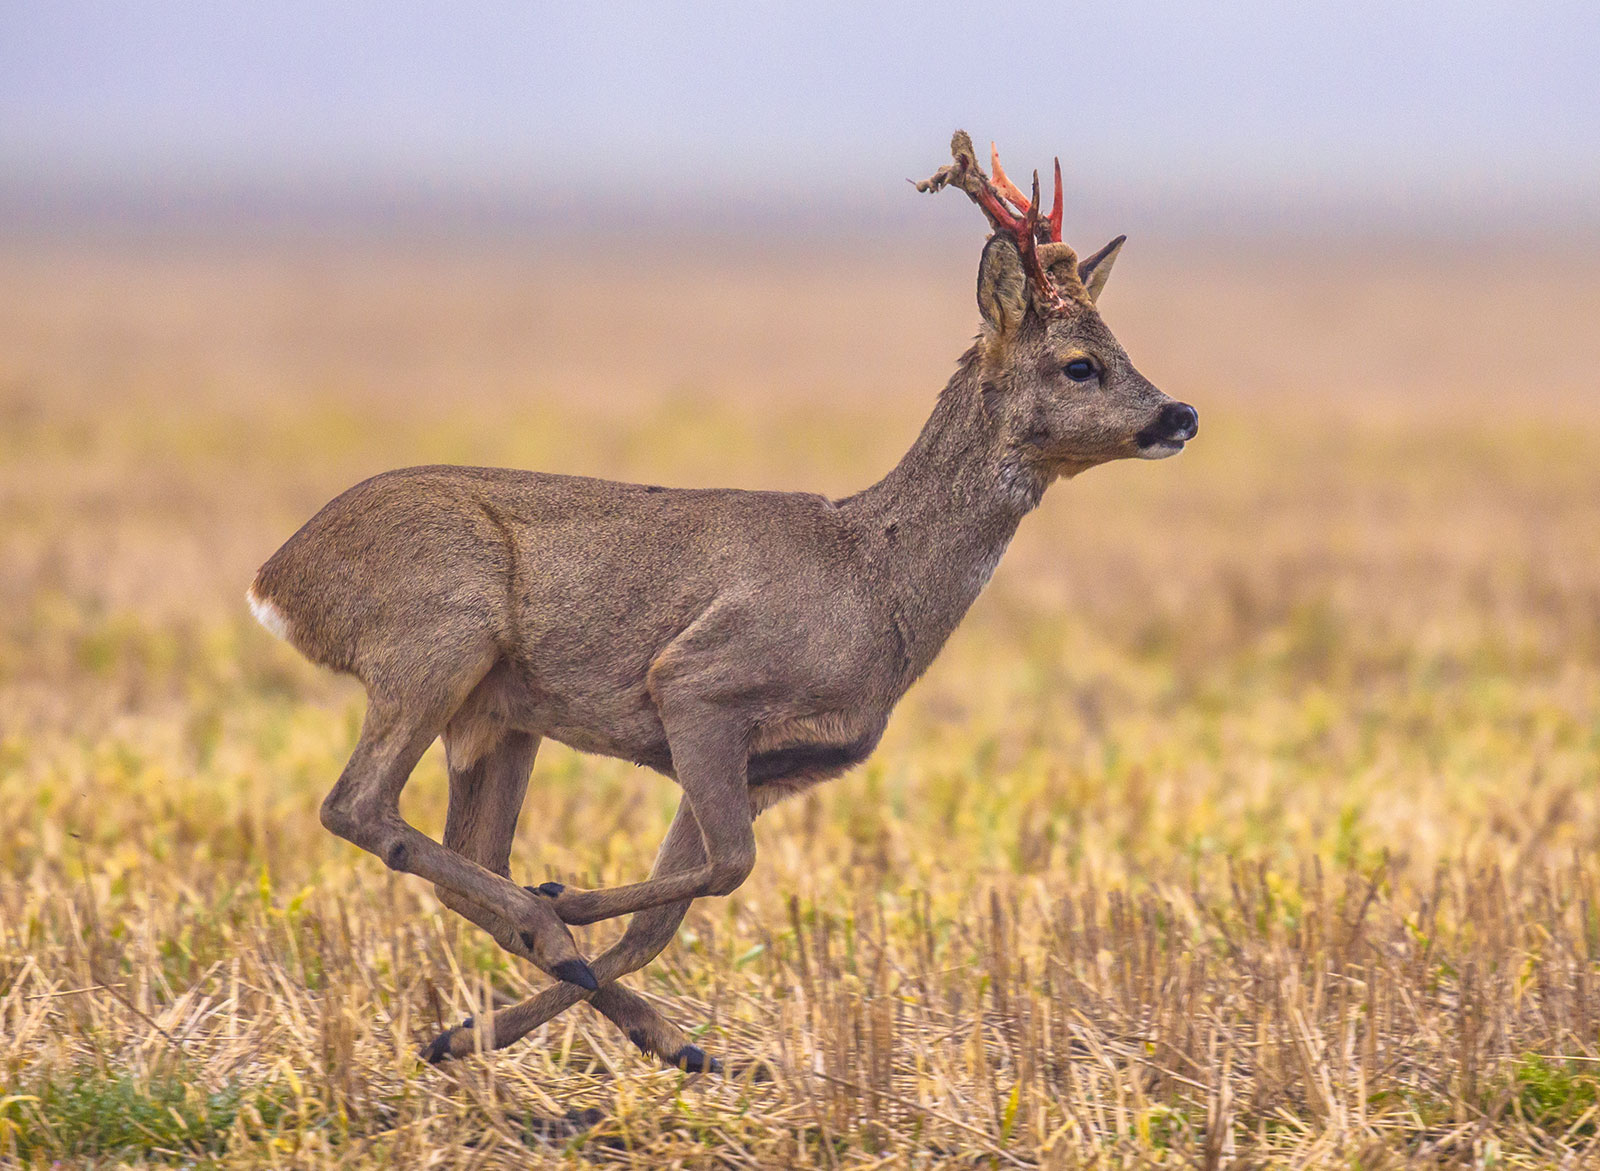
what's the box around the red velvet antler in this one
[1048,157,1064,243]
[968,150,1065,310]
[917,133,1072,311]
[990,144,1064,245]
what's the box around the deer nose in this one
[1156,402,1198,441]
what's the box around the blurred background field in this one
[2,231,1598,1167]
[3,3,1600,1167]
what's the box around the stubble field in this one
[2,229,1599,1168]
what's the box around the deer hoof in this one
[670,1044,723,1075]
[527,881,566,898]
[420,1017,473,1064]
[733,1057,778,1082]
[523,1106,605,1142]
[553,958,599,991]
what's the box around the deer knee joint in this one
[318,794,360,842]
[319,792,394,854]
[706,849,755,897]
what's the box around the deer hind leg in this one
[427,800,748,1074]
[423,732,711,1071]
[318,681,596,991]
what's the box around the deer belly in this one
[545,724,674,774]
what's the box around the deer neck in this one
[845,345,1049,682]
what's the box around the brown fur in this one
[249,131,1198,1066]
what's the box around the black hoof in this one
[421,1032,454,1064]
[737,1058,777,1082]
[553,958,599,991]
[670,1044,723,1075]
[421,1016,472,1064]
[528,881,566,898]
[524,1105,605,1143]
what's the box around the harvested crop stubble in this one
[1,235,1599,1167]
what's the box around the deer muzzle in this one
[1135,401,1199,459]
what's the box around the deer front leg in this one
[423,733,711,1071]
[568,802,720,1071]
[427,799,741,1068]
[320,699,597,990]
[538,698,756,927]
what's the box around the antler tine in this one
[918,131,1070,312]
[1003,167,1065,310]
[989,142,1032,216]
[1019,169,1042,249]
[1023,169,1071,308]
[966,166,1027,239]
[1048,158,1064,243]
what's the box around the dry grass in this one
[2,232,1599,1167]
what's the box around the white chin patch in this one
[246,586,292,641]
[1136,440,1184,460]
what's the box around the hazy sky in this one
[3,2,1596,222]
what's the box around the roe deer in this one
[248,131,1198,1069]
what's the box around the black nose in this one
[1156,401,1198,441]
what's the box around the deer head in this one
[918,131,1197,477]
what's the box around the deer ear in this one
[1077,235,1126,304]
[976,235,1029,335]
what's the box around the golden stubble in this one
[1,232,1598,1166]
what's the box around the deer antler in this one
[988,145,1065,246]
[987,143,1030,216]
[917,131,1071,312]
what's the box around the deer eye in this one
[1063,358,1097,382]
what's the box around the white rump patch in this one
[246,585,292,642]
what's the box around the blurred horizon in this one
[4,2,1598,243]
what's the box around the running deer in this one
[248,131,1198,1070]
